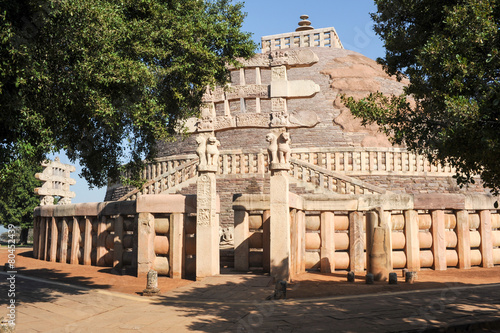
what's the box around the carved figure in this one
[277,132,291,164]
[219,227,233,244]
[196,135,207,166]
[271,110,289,125]
[58,197,72,205]
[266,133,278,163]
[40,196,54,206]
[206,136,220,166]
[197,116,214,131]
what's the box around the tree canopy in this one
[0,0,256,188]
[342,0,500,193]
[0,159,41,242]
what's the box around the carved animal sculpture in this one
[206,137,220,166]
[277,132,291,164]
[266,133,278,163]
[196,135,207,166]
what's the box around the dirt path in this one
[3,247,500,299]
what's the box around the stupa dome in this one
[106,16,486,230]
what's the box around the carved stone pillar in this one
[267,130,292,281]
[196,132,220,280]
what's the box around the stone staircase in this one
[289,158,387,195]
[117,158,199,201]
[116,151,389,201]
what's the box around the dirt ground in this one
[3,247,500,299]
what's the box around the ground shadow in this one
[6,248,500,332]
[148,263,500,332]
[1,248,113,306]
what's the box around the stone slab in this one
[358,194,413,211]
[136,194,198,214]
[232,194,270,211]
[414,194,465,210]
[302,194,358,211]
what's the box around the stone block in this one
[358,194,413,211]
[388,272,398,284]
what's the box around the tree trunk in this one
[19,228,29,245]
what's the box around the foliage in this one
[0,158,41,234]
[0,0,256,188]
[342,0,500,193]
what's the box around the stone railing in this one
[261,26,343,53]
[290,158,387,195]
[291,147,455,177]
[116,147,455,200]
[33,195,198,279]
[233,193,500,276]
[138,148,454,181]
[118,158,199,201]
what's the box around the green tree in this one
[342,0,500,193]
[0,159,41,244]
[0,0,256,189]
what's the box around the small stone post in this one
[267,130,292,281]
[143,269,161,296]
[195,133,220,280]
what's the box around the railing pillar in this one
[270,168,291,281]
[479,210,494,268]
[195,133,220,280]
[320,211,335,273]
[456,210,471,269]
[234,209,249,271]
[349,211,365,273]
[33,217,39,259]
[113,215,124,271]
[169,213,184,279]
[43,217,49,261]
[404,210,420,271]
[137,212,155,276]
[83,217,92,265]
[70,217,80,265]
[96,216,108,266]
[431,210,447,270]
[263,210,271,273]
[367,210,392,281]
[59,218,69,264]
[49,217,58,262]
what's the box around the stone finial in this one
[296,15,314,32]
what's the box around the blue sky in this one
[51,0,386,205]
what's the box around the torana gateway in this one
[33,17,499,282]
